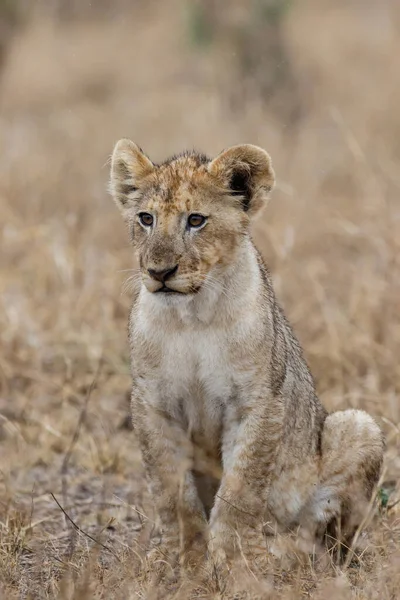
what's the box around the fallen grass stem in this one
[50,492,121,563]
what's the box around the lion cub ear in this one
[208,144,275,216]
[109,139,154,215]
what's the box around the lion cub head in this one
[110,141,274,297]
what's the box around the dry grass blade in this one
[50,493,121,563]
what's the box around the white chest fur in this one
[135,312,236,433]
[132,245,265,436]
[160,327,233,420]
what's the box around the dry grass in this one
[0,1,400,597]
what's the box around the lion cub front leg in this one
[209,402,283,568]
[134,401,207,569]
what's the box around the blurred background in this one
[0,1,399,597]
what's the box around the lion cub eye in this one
[138,212,154,227]
[187,214,207,229]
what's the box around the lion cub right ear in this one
[208,144,275,217]
[109,139,154,215]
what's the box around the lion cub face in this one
[110,141,274,297]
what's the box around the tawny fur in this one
[109,140,384,569]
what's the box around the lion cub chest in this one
[157,329,233,432]
[135,299,261,450]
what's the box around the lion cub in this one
[110,140,383,568]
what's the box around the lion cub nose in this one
[147,265,178,283]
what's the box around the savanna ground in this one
[0,1,400,598]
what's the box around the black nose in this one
[147,265,178,283]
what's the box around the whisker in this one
[202,275,230,300]
[121,273,142,295]
[201,283,230,303]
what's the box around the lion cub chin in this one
[109,140,384,570]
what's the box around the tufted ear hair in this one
[109,139,154,215]
[208,144,275,216]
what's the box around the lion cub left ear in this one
[208,144,275,216]
[109,139,154,216]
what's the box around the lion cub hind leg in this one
[300,409,384,554]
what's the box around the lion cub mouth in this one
[153,284,202,296]
[155,285,185,294]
